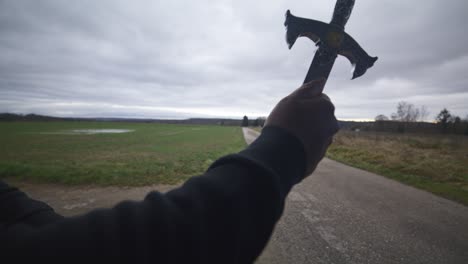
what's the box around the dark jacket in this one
[0,126,305,263]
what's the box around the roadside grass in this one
[327,131,468,205]
[0,122,245,186]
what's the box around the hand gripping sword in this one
[285,0,377,91]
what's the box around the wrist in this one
[238,126,307,186]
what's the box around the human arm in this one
[1,80,338,263]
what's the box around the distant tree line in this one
[374,101,468,135]
[241,116,266,127]
[375,102,429,122]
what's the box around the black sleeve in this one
[1,126,306,263]
[0,182,63,228]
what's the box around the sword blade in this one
[330,0,355,28]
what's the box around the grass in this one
[327,131,468,205]
[0,122,245,186]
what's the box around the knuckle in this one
[321,93,331,102]
[319,98,335,113]
[280,96,292,104]
[332,117,340,133]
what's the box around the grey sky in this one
[1,0,467,120]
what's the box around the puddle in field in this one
[40,129,134,135]
[71,129,134,134]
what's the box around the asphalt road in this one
[243,128,468,264]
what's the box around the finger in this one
[296,93,333,106]
[299,78,326,97]
[289,78,326,99]
[297,93,331,102]
[302,78,326,90]
[321,93,331,102]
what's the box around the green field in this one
[327,131,468,205]
[0,122,245,186]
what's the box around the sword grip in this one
[303,44,337,91]
[330,0,355,28]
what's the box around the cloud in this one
[0,0,467,120]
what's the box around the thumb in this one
[291,78,326,99]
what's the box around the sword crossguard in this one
[285,1,377,84]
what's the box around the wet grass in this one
[327,131,468,205]
[0,122,245,186]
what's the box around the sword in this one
[285,0,378,92]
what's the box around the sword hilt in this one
[330,0,355,29]
[302,0,355,87]
[285,0,377,90]
[303,46,336,87]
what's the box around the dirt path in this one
[242,127,260,145]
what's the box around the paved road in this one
[243,128,468,264]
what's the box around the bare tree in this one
[391,101,420,122]
[375,114,389,121]
[419,105,430,122]
[464,115,468,135]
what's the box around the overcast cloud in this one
[1,0,467,120]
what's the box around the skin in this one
[265,79,339,177]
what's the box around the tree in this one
[252,118,259,127]
[241,115,249,127]
[436,108,451,124]
[419,105,430,122]
[375,114,389,121]
[464,115,468,135]
[256,117,266,127]
[452,116,462,133]
[436,108,451,133]
[391,101,420,122]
